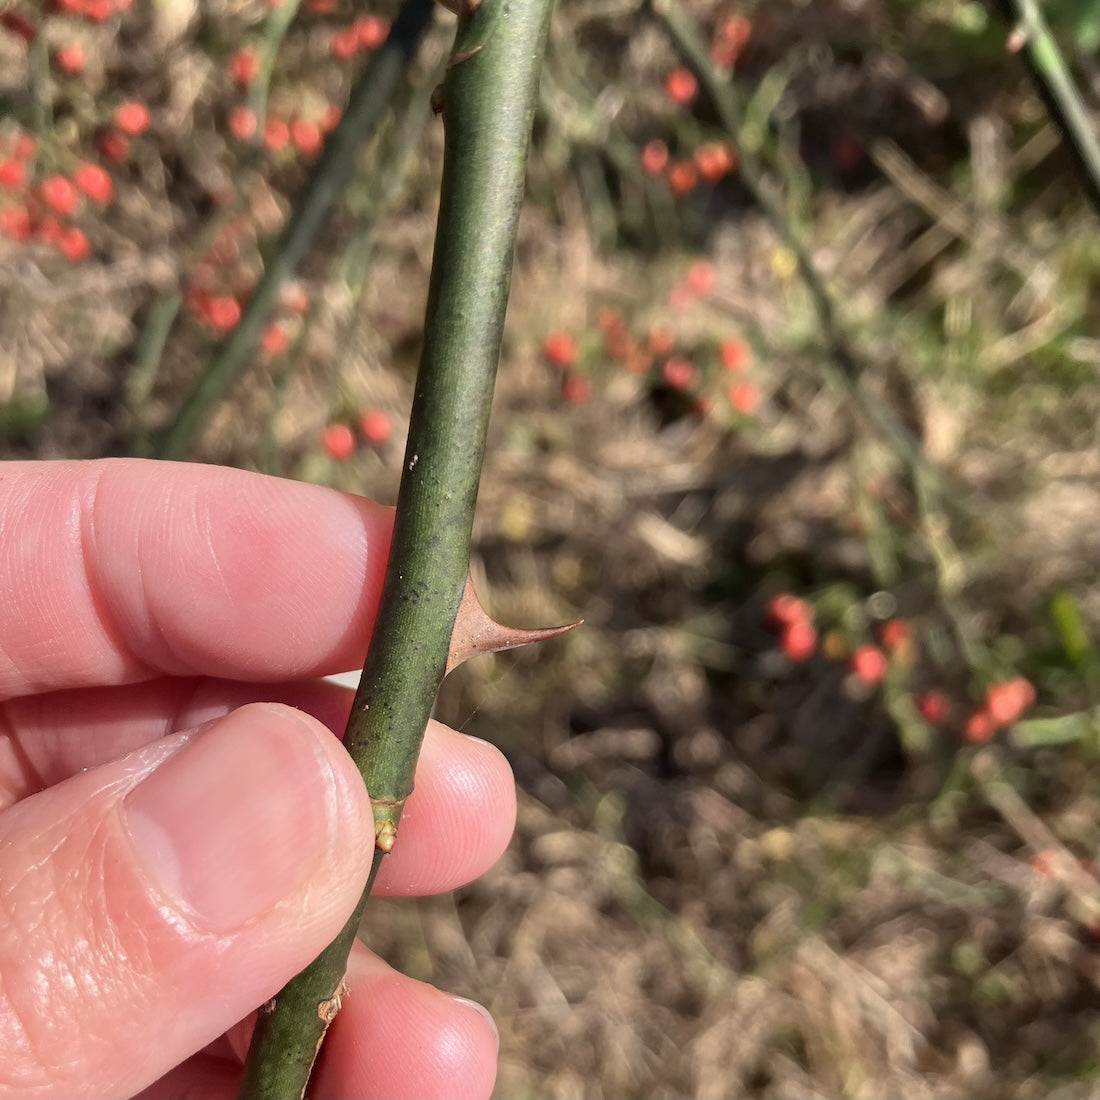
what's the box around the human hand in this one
[0,459,515,1100]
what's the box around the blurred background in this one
[3,0,1100,1095]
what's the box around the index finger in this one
[0,459,392,700]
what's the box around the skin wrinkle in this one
[80,463,163,688]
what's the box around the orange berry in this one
[96,129,130,163]
[259,322,289,356]
[0,205,32,240]
[322,423,355,461]
[0,159,25,189]
[964,709,996,744]
[203,294,241,331]
[666,160,698,195]
[878,618,911,656]
[56,225,89,262]
[39,174,78,215]
[541,331,577,367]
[984,678,1035,726]
[663,67,697,106]
[727,380,760,414]
[114,100,150,135]
[73,161,113,204]
[354,14,388,48]
[561,372,591,405]
[279,280,309,314]
[55,41,85,74]
[765,593,810,627]
[694,141,736,182]
[719,338,750,371]
[263,117,290,152]
[661,355,695,391]
[850,644,887,684]
[227,47,259,86]
[685,259,714,295]
[290,117,322,157]
[358,408,393,445]
[228,106,258,141]
[915,690,951,725]
[780,619,817,661]
[646,326,674,356]
[640,138,669,176]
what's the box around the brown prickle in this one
[446,574,582,675]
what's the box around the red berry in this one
[358,408,392,445]
[727,380,760,414]
[263,117,290,152]
[561,372,591,405]
[0,160,25,190]
[73,161,113,204]
[661,355,695,391]
[12,132,36,161]
[354,14,388,48]
[984,678,1035,726]
[964,709,996,744]
[780,619,817,661]
[322,422,355,461]
[56,225,89,262]
[290,117,322,157]
[55,41,85,74]
[279,280,309,314]
[765,593,810,627]
[227,47,258,86]
[39,174,78,215]
[330,25,359,59]
[96,129,130,163]
[228,106,258,141]
[114,100,150,135]
[685,260,714,296]
[878,618,911,656]
[666,161,698,195]
[640,139,669,176]
[663,67,697,106]
[203,294,241,331]
[719,338,750,371]
[646,327,674,356]
[850,644,887,684]
[694,141,736,182]
[259,322,288,356]
[542,331,577,367]
[915,690,951,725]
[0,205,32,240]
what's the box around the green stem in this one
[236,3,554,1097]
[999,0,1100,218]
[155,0,437,461]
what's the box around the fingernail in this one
[450,996,499,1050]
[122,704,336,932]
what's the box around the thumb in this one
[0,702,374,1100]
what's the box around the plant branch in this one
[236,1,555,1096]
[155,0,437,461]
[999,0,1100,219]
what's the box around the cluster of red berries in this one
[223,47,342,156]
[321,408,395,461]
[1,0,133,45]
[0,125,130,260]
[0,0,153,261]
[640,136,737,197]
[540,291,757,421]
[764,592,1037,742]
